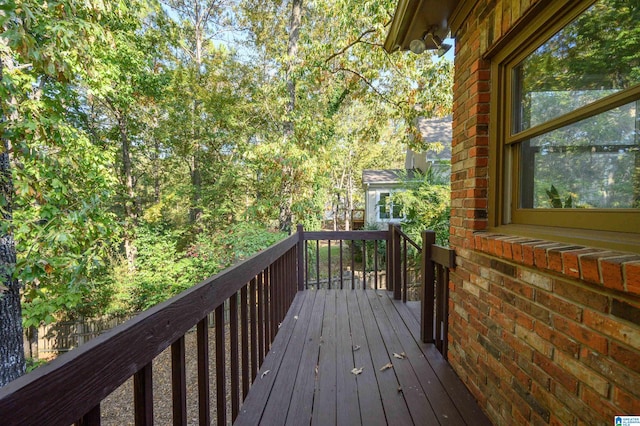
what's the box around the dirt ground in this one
[101,326,233,425]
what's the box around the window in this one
[492,0,640,240]
[377,192,403,221]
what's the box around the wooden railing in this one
[0,234,299,426]
[421,230,456,357]
[298,224,422,303]
[0,225,455,425]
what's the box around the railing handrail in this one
[302,230,387,241]
[392,225,421,251]
[0,233,300,426]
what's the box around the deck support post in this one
[297,224,304,290]
[421,230,436,343]
[392,225,402,300]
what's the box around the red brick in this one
[533,243,566,269]
[504,303,535,330]
[613,386,640,414]
[535,291,582,322]
[512,242,524,263]
[625,261,640,296]
[561,248,599,278]
[583,309,640,348]
[581,385,617,421]
[503,277,535,299]
[532,352,579,394]
[601,255,640,292]
[580,348,640,399]
[547,246,583,273]
[553,316,608,355]
[534,321,580,357]
[579,251,613,284]
[553,279,610,313]
[610,341,640,372]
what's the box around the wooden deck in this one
[235,289,491,425]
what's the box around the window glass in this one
[379,193,390,219]
[378,192,403,220]
[519,100,640,209]
[513,0,640,133]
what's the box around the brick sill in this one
[473,231,640,297]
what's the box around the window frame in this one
[376,190,404,222]
[488,0,640,251]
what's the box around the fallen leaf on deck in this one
[379,362,393,371]
[397,386,403,393]
[261,370,271,379]
[353,345,361,351]
[393,352,406,359]
[351,367,363,375]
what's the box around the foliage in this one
[107,222,286,312]
[1,0,454,376]
[392,167,451,246]
[545,185,573,208]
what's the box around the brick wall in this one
[449,0,640,424]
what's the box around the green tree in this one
[0,0,124,386]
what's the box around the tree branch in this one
[324,18,392,63]
[325,28,376,63]
[330,67,405,109]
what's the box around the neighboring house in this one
[362,169,418,227]
[386,1,640,425]
[363,116,453,228]
[405,115,452,174]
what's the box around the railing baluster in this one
[316,239,320,289]
[255,273,266,370]
[263,268,271,352]
[441,264,450,357]
[297,225,305,291]
[134,363,153,426]
[339,240,344,289]
[374,240,379,290]
[171,336,187,426]
[241,285,249,400]
[351,240,355,290]
[230,292,240,420]
[328,240,332,289]
[215,303,227,425]
[421,230,436,343]
[77,404,100,426]
[269,264,277,342]
[305,240,309,289]
[196,318,210,426]
[403,237,408,303]
[392,226,402,300]
[363,240,367,290]
[250,278,258,380]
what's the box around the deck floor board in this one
[235,290,491,426]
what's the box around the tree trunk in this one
[278,0,303,234]
[0,138,26,387]
[119,114,138,272]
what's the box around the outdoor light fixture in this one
[409,30,452,56]
[409,38,428,54]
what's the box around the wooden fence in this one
[24,314,136,360]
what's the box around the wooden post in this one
[421,230,436,343]
[392,225,402,300]
[134,362,154,426]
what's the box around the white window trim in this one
[375,190,404,222]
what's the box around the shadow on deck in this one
[236,290,490,426]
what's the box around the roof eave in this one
[384,0,467,53]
